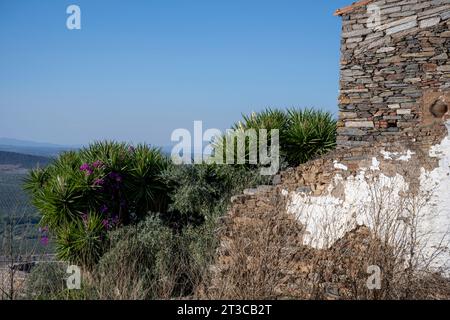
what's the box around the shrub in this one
[213,108,336,169]
[22,106,338,299]
[232,108,288,134]
[24,141,170,267]
[56,213,105,268]
[204,170,450,300]
[285,108,336,166]
[94,214,229,300]
[158,164,269,296]
[162,163,268,229]
[95,216,174,299]
[87,163,267,299]
[22,142,263,276]
[212,109,286,167]
[26,262,66,299]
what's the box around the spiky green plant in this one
[56,212,105,268]
[285,108,336,166]
[232,108,288,133]
[24,141,170,267]
[212,108,336,169]
[161,162,268,227]
[212,108,288,166]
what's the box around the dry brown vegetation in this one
[201,174,450,300]
[4,156,450,300]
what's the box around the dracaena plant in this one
[284,108,337,166]
[212,107,336,168]
[24,141,171,267]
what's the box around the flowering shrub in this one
[25,141,170,267]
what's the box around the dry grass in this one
[202,170,450,300]
[0,268,27,300]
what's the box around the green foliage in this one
[91,164,266,299]
[95,214,224,299]
[214,107,336,168]
[22,107,337,298]
[125,145,170,217]
[285,108,337,165]
[23,139,267,272]
[95,216,174,299]
[232,108,288,133]
[56,213,105,268]
[162,163,268,227]
[24,141,170,267]
[213,109,286,167]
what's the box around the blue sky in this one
[0,0,350,147]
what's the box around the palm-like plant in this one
[56,213,105,268]
[285,108,336,166]
[126,145,171,219]
[232,108,288,133]
[24,141,170,267]
[212,108,336,169]
[212,108,288,166]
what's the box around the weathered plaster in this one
[287,122,450,270]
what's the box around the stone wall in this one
[206,0,450,298]
[285,122,450,254]
[337,0,450,149]
[207,122,450,298]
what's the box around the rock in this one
[243,189,257,196]
[296,186,312,194]
[431,53,448,60]
[419,17,441,28]
[396,109,412,115]
[437,65,450,72]
[376,47,396,54]
[345,121,375,128]
[272,175,282,186]
[387,20,418,35]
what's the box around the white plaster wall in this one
[286,122,450,271]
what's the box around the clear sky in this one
[0,0,351,147]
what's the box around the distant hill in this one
[0,137,80,157]
[0,140,68,254]
[0,151,51,169]
[0,137,68,148]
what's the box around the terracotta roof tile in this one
[334,0,375,16]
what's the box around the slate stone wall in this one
[337,0,450,149]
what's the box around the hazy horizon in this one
[0,0,350,146]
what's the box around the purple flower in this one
[80,163,90,171]
[109,172,123,183]
[112,215,120,225]
[80,163,93,176]
[100,205,108,214]
[94,178,104,186]
[40,236,49,246]
[81,213,89,223]
[92,160,104,168]
[101,219,109,229]
[128,146,135,153]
